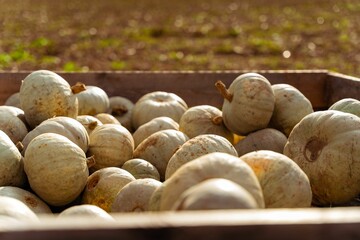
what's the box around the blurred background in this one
[0,0,359,77]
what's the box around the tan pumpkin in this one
[234,128,287,156]
[161,152,265,210]
[0,186,52,215]
[179,105,234,144]
[19,70,83,128]
[21,116,89,154]
[0,106,28,144]
[131,91,188,129]
[95,113,121,125]
[283,110,360,206]
[87,124,134,171]
[215,72,275,135]
[0,196,39,222]
[165,134,238,180]
[58,204,114,221]
[0,130,26,187]
[172,178,259,211]
[76,115,103,135]
[82,167,135,212]
[329,98,360,117]
[24,132,93,206]
[269,83,313,136]
[133,129,189,181]
[132,116,179,148]
[148,184,164,211]
[111,178,162,213]
[240,150,312,208]
[4,92,21,109]
[122,158,161,181]
[76,85,110,116]
[109,96,134,132]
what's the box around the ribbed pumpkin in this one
[0,196,39,222]
[0,106,28,144]
[4,92,21,109]
[329,98,360,117]
[122,158,160,181]
[19,70,83,128]
[58,204,114,221]
[109,96,134,132]
[76,115,103,135]
[131,91,188,129]
[215,73,275,135]
[76,85,110,116]
[284,110,360,206]
[95,113,121,125]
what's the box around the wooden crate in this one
[1,70,360,240]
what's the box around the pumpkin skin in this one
[133,129,189,181]
[58,204,114,221]
[122,158,161,181]
[131,91,188,130]
[160,152,265,210]
[283,110,360,206]
[0,196,39,222]
[76,115,103,135]
[95,113,121,125]
[76,85,110,116]
[179,105,234,144]
[172,178,259,211]
[234,128,287,156]
[0,106,28,144]
[132,116,179,148]
[82,167,135,212]
[87,124,134,171]
[329,98,360,117]
[109,96,134,132]
[19,70,79,128]
[24,133,90,206]
[0,130,26,187]
[269,84,313,136]
[165,134,238,180]
[216,73,275,135]
[4,92,21,109]
[240,150,312,208]
[21,116,89,154]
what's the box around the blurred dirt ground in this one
[0,0,359,77]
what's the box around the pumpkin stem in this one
[88,121,98,130]
[86,156,96,168]
[112,106,128,116]
[16,142,24,152]
[212,116,223,125]
[71,82,87,94]
[215,80,233,102]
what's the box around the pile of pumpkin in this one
[1,69,360,223]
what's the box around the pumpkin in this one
[76,85,110,116]
[269,83,313,136]
[179,105,234,144]
[172,178,258,211]
[215,72,275,135]
[76,115,103,135]
[131,91,188,129]
[132,116,179,148]
[58,204,114,221]
[87,124,134,171]
[95,113,121,125]
[165,134,238,180]
[4,92,21,109]
[0,106,28,144]
[0,130,26,187]
[329,98,360,117]
[240,150,312,208]
[234,128,287,156]
[24,132,93,206]
[283,110,360,206]
[21,116,89,154]
[82,167,135,212]
[133,129,189,181]
[0,186,52,215]
[19,70,83,128]
[0,196,39,222]
[148,184,164,211]
[111,178,162,213]
[122,158,161,181]
[160,152,265,210]
[109,96,134,132]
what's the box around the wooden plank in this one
[2,207,360,240]
[325,72,360,106]
[0,70,328,109]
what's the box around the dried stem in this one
[215,80,233,102]
[86,155,96,168]
[16,142,24,152]
[211,116,223,125]
[88,121,98,130]
[112,106,128,116]
[71,82,87,94]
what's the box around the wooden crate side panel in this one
[325,72,360,106]
[0,70,328,109]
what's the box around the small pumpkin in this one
[4,92,21,109]
[131,91,188,129]
[0,106,28,144]
[109,96,134,132]
[0,196,39,222]
[76,85,110,116]
[179,105,234,144]
[58,204,114,221]
[76,115,103,135]
[215,72,275,135]
[95,113,121,125]
[284,110,360,206]
[122,158,161,181]
[329,98,360,117]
